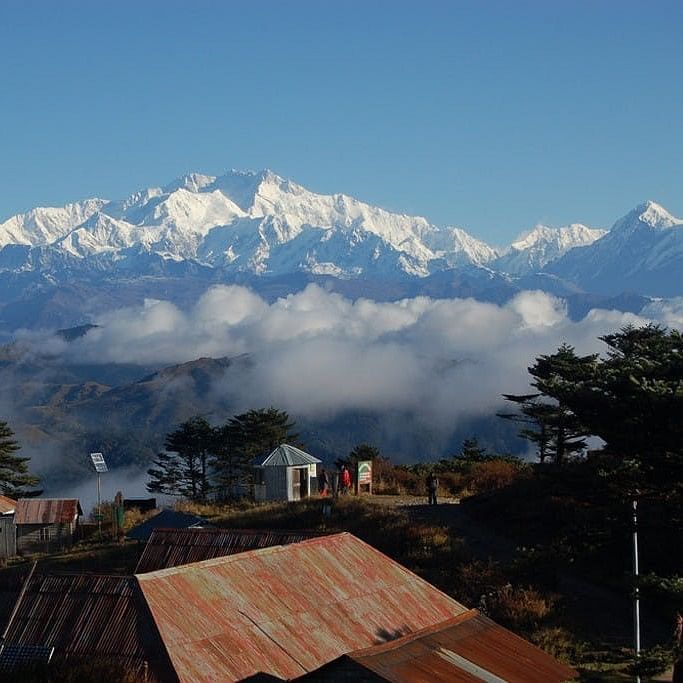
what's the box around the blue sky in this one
[1,0,681,244]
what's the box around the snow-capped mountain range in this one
[0,169,681,299]
[0,170,498,279]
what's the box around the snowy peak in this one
[510,223,605,252]
[547,200,683,297]
[612,200,682,235]
[163,172,217,194]
[494,223,606,275]
[0,198,108,248]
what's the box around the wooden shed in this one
[0,495,17,561]
[15,498,82,554]
[253,444,321,502]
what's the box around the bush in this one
[487,584,554,631]
[532,626,588,663]
[465,460,528,494]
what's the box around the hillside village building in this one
[253,443,321,502]
[0,495,17,560]
[14,498,82,554]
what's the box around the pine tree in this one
[499,345,591,464]
[146,417,216,500]
[458,437,490,462]
[0,420,40,497]
[213,408,298,499]
[507,326,683,493]
[146,450,181,497]
[349,443,381,463]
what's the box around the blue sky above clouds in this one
[1,0,681,243]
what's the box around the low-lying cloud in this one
[23,284,670,437]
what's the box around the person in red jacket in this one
[340,464,352,495]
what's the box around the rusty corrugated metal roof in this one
[1,572,175,681]
[135,527,322,573]
[310,609,577,682]
[14,498,82,525]
[0,494,17,514]
[137,532,469,683]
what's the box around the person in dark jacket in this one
[426,472,438,505]
[318,468,329,496]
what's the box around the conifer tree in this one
[213,408,298,498]
[146,416,215,500]
[0,420,40,497]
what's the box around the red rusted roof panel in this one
[0,494,17,514]
[135,527,321,573]
[1,573,174,681]
[341,609,578,683]
[137,532,469,682]
[15,498,81,525]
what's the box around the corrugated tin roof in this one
[0,572,175,681]
[308,609,577,682]
[0,494,17,514]
[255,443,322,467]
[126,509,207,542]
[14,498,81,525]
[135,527,322,574]
[137,532,469,682]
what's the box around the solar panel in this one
[90,452,108,473]
[0,643,54,672]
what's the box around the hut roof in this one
[0,572,173,681]
[14,498,82,525]
[254,443,321,467]
[135,527,322,574]
[0,494,17,514]
[136,532,468,682]
[303,609,578,682]
[127,509,207,542]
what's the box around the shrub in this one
[487,584,554,631]
[465,459,528,494]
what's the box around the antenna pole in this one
[97,471,102,538]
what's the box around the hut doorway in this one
[291,467,309,501]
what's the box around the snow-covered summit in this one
[494,223,606,275]
[548,201,683,297]
[611,200,682,235]
[0,169,498,278]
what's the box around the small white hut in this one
[253,444,321,502]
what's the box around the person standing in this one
[341,464,352,495]
[318,467,329,496]
[426,472,439,506]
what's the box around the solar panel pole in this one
[90,453,108,540]
[97,470,102,538]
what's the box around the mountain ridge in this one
[0,170,681,319]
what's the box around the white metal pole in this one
[97,472,101,538]
[632,498,641,683]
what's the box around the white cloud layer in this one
[32,284,665,435]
